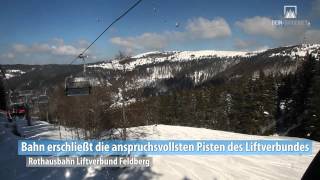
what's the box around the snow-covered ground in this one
[4,69,26,79]
[89,44,320,71]
[269,44,320,58]
[0,115,319,180]
[88,50,252,71]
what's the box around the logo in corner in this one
[284,5,297,19]
[272,5,310,27]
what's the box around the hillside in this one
[2,44,320,142]
[3,44,319,92]
[0,115,319,180]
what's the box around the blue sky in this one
[0,0,319,64]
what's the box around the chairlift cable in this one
[66,0,143,96]
[70,0,143,65]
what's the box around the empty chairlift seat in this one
[18,90,33,96]
[65,76,91,96]
[38,95,49,104]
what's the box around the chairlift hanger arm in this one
[65,0,143,97]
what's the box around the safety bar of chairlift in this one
[65,87,91,96]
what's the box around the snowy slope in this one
[132,51,163,59]
[88,44,320,72]
[88,50,252,71]
[4,69,26,79]
[269,44,320,58]
[0,116,319,180]
[86,45,320,90]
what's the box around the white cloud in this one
[77,39,90,47]
[186,17,231,39]
[7,53,15,59]
[1,38,91,64]
[13,43,53,54]
[110,17,231,53]
[235,16,314,45]
[32,43,51,52]
[110,33,169,53]
[13,44,29,53]
[236,17,276,37]
[51,44,81,56]
[234,38,257,50]
[12,39,87,56]
[1,52,15,59]
[51,38,64,46]
[305,29,320,43]
[312,0,320,17]
[233,38,269,51]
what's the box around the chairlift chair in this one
[65,54,92,96]
[65,76,91,96]
[38,95,49,104]
[18,90,33,97]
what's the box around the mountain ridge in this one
[2,44,320,92]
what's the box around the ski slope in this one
[0,115,319,180]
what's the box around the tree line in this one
[45,54,320,141]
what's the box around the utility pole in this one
[121,63,127,140]
[0,65,8,111]
[26,103,31,126]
